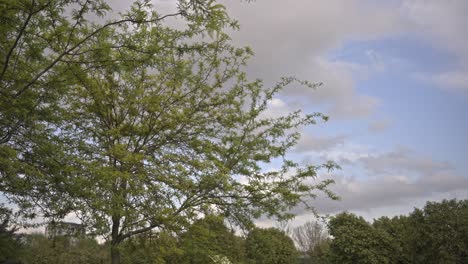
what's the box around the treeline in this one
[302,199,468,264]
[1,199,467,264]
[0,214,297,264]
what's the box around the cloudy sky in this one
[212,0,468,224]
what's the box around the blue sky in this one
[220,0,468,224]
[335,36,468,171]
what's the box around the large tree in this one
[0,0,236,217]
[245,227,298,264]
[178,214,244,263]
[0,0,238,200]
[1,1,336,263]
[373,199,468,264]
[327,212,398,264]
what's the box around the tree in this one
[325,200,468,264]
[0,0,244,211]
[0,0,214,148]
[0,0,233,222]
[293,220,330,264]
[245,227,298,264]
[1,1,336,263]
[372,215,410,263]
[327,212,397,264]
[400,199,468,263]
[120,231,182,264]
[0,206,21,262]
[375,199,468,264]
[178,214,244,264]
[412,199,468,263]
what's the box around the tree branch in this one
[0,0,35,82]
[14,11,184,98]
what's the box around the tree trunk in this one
[111,243,121,264]
[111,215,121,264]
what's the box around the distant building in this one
[45,221,85,239]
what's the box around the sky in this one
[211,0,468,225]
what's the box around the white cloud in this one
[259,98,292,119]
[420,70,468,92]
[295,134,348,153]
[289,144,468,218]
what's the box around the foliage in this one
[120,231,182,264]
[0,206,21,262]
[326,199,468,264]
[410,199,468,263]
[373,199,468,264]
[245,227,298,264]
[1,1,336,263]
[327,212,397,264]
[178,214,244,264]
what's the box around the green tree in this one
[1,1,336,264]
[0,206,21,262]
[375,199,468,264]
[327,212,397,264]
[372,215,411,263]
[0,0,167,204]
[414,199,468,263]
[0,0,243,214]
[179,214,244,264]
[245,227,298,264]
[120,231,182,264]
[404,200,468,264]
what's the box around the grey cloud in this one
[295,134,348,153]
[219,0,404,119]
[292,147,466,215]
[357,147,453,176]
[308,172,468,215]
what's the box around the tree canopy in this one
[327,212,397,264]
[373,199,468,263]
[326,199,468,264]
[245,227,298,264]
[0,1,336,263]
[178,214,244,263]
[0,206,21,262]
